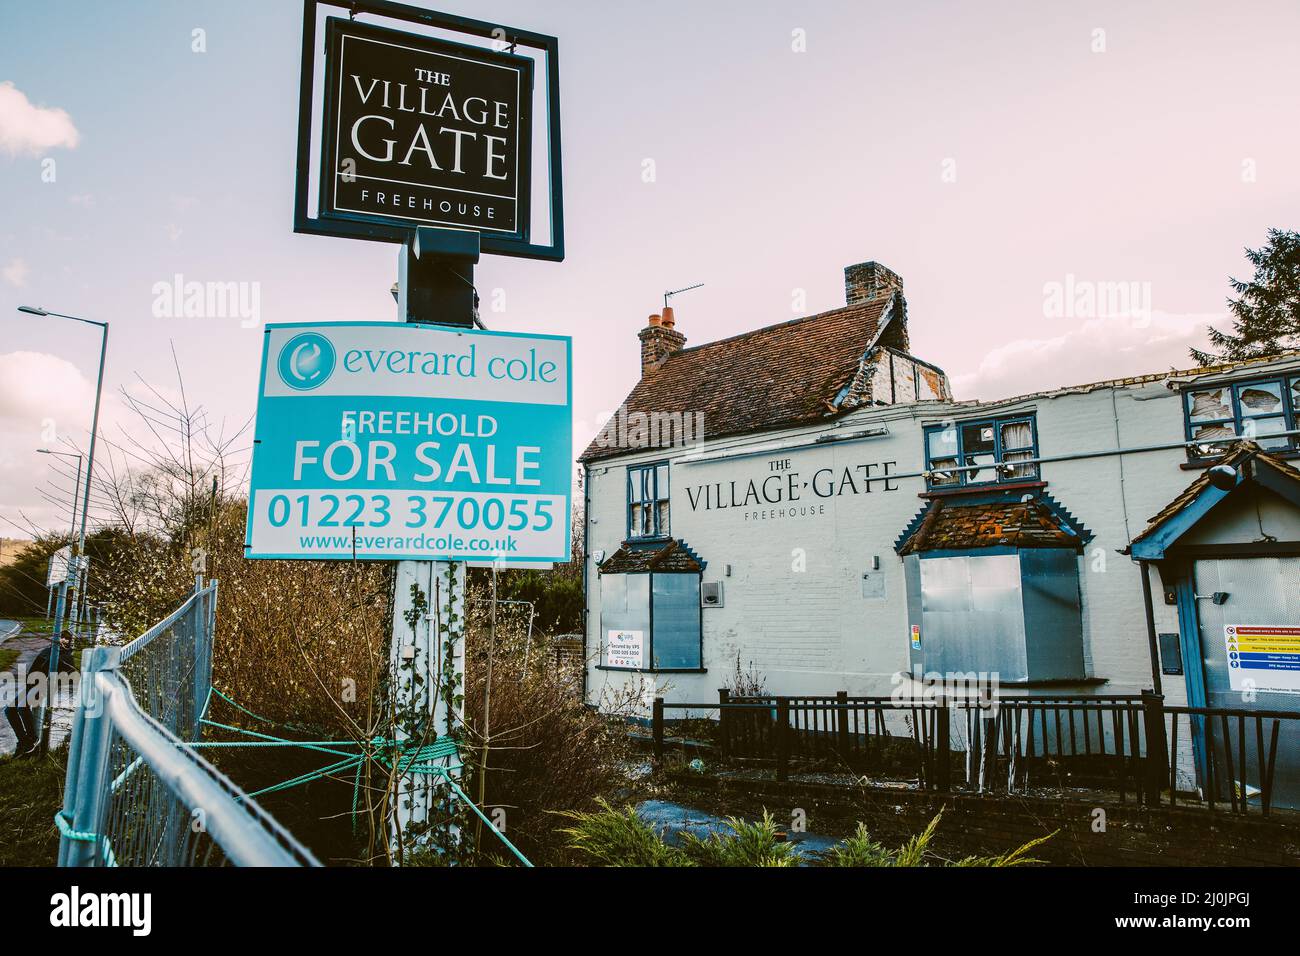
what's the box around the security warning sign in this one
[1224,625,1300,695]
[605,630,644,669]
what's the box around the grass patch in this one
[0,746,67,867]
[0,648,18,672]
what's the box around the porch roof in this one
[1127,441,1300,560]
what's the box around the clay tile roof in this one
[597,539,705,574]
[896,497,1089,555]
[580,297,893,461]
[1127,441,1300,548]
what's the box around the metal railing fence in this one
[57,581,319,866]
[652,690,1299,816]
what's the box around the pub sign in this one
[320,18,532,238]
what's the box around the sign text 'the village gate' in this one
[686,456,899,522]
[321,18,532,236]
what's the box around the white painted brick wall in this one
[583,378,1243,711]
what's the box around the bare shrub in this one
[459,573,645,864]
[725,651,768,699]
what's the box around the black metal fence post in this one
[835,690,850,765]
[775,697,790,781]
[1140,690,1167,805]
[652,697,664,764]
[718,688,731,762]
[936,698,951,792]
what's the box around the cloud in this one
[0,352,97,536]
[0,351,97,425]
[2,257,28,287]
[0,81,79,156]
[0,351,150,539]
[949,312,1221,402]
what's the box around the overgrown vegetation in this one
[459,590,640,864]
[18,366,634,866]
[555,800,691,867]
[0,533,69,618]
[560,802,1053,867]
[0,747,67,866]
[724,651,768,699]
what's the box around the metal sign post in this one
[279,0,567,863]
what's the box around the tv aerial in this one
[664,282,704,309]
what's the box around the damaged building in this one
[579,260,1300,805]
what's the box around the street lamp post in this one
[17,306,109,753]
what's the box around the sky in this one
[1,0,1299,537]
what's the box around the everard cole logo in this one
[277,332,336,390]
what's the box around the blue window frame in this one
[627,462,670,539]
[924,415,1039,489]
[1183,376,1300,458]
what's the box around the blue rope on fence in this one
[53,812,118,867]
[193,687,532,867]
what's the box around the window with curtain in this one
[627,462,670,539]
[1184,377,1299,458]
[924,415,1039,489]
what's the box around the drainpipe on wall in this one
[1138,560,1163,695]
[581,462,591,705]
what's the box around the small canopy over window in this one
[895,493,1091,556]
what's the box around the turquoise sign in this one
[246,321,572,562]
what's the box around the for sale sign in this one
[246,322,571,562]
[320,17,532,237]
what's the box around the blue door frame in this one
[1172,573,1210,788]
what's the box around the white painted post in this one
[388,250,467,859]
[389,560,464,850]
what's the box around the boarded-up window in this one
[599,571,700,670]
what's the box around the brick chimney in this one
[844,261,903,306]
[638,306,686,376]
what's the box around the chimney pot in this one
[661,306,675,329]
[648,313,662,327]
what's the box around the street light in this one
[16,305,109,752]
[18,306,107,562]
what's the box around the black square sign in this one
[320,17,533,238]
